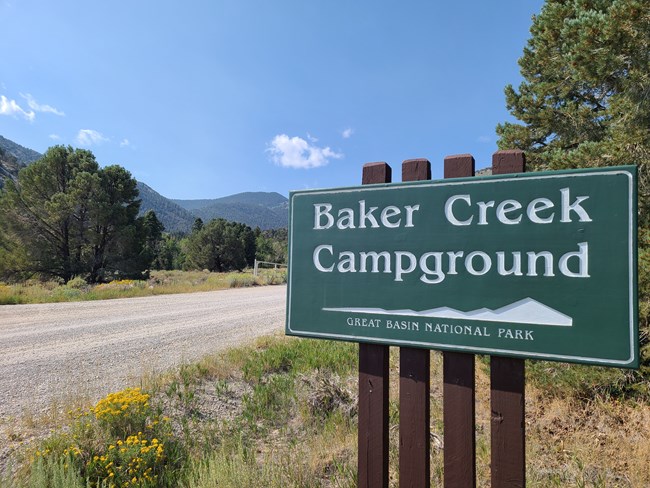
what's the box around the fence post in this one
[443,154,477,488]
[358,162,392,488]
[490,150,526,488]
[253,259,258,277]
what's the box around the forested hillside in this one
[0,135,288,232]
[0,136,38,191]
[0,135,41,165]
[173,192,288,230]
[0,148,24,191]
[136,182,195,234]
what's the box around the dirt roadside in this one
[0,285,286,419]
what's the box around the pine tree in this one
[497,0,650,222]
[0,146,144,283]
[498,0,650,375]
[184,218,254,272]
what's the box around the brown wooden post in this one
[442,154,477,488]
[399,158,431,488]
[358,162,391,488]
[490,150,526,488]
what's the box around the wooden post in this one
[442,154,476,488]
[358,162,391,488]
[399,159,431,488]
[490,150,526,488]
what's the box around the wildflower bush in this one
[29,388,184,488]
[91,388,151,438]
[84,433,165,487]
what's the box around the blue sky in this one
[0,1,544,199]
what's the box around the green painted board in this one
[286,166,638,368]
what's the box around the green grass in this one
[526,360,650,402]
[1,336,358,487]
[3,335,649,487]
[0,269,287,305]
[7,454,87,488]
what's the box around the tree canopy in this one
[497,0,650,372]
[497,0,650,222]
[184,218,255,272]
[0,146,158,283]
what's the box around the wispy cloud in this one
[477,135,491,143]
[76,129,109,146]
[342,127,354,139]
[119,138,130,147]
[49,134,61,140]
[20,93,64,116]
[0,95,35,121]
[267,134,343,169]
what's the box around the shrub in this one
[26,387,184,488]
[227,274,256,288]
[257,270,287,285]
[84,432,165,487]
[66,277,88,289]
[91,388,151,439]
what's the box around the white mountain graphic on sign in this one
[323,297,572,327]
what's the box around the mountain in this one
[136,182,196,234]
[0,136,41,191]
[173,192,288,230]
[173,191,285,210]
[0,135,289,232]
[0,147,25,191]
[0,135,42,165]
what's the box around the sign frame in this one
[286,165,638,368]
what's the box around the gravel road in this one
[0,286,286,419]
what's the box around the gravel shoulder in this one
[0,285,286,420]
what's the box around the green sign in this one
[286,166,638,368]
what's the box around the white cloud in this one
[49,134,61,140]
[120,138,130,147]
[342,127,354,139]
[20,93,64,116]
[76,129,109,146]
[0,95,35,121]
[267,134,343,169]
[477,135,491,143]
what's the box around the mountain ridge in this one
[173,192,288,230]
[0,135,41,165]
[0,135,288,232]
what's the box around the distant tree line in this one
[149,219,287,273]
[0,146,287,283]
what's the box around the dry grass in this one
[525,385,650,487]
[2,335,649,487]
[0,269,287,305]
[382,351,650,487]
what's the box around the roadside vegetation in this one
[1,335,648,487]
[0,269,287,305]
[0,145,288,290]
